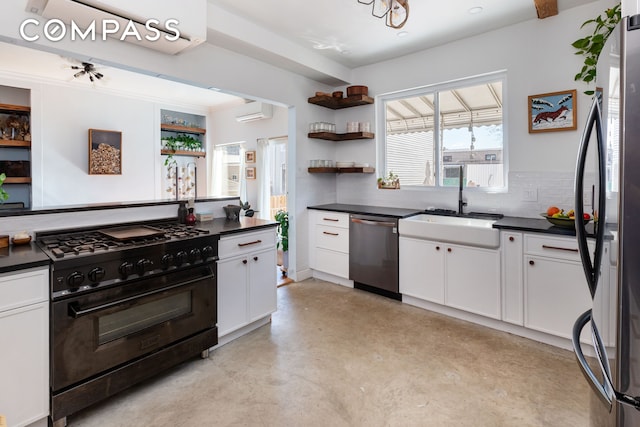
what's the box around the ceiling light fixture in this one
[468,6,483,15]
[358,0,410,29]
[71,62,104,82]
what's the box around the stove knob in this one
[119,261,134,278]
[175,251,188,266]
[136,259,154,275]
[189,248,202,263]
[201,245,214,259]
[161,254,174,269]
[67,271,84,287]
[88,267,106,283]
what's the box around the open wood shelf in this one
[160,124,206,134]
[0,140,30,148]
[0,103,30,114]
[308,94,374,110]
[308,167,375,174]
[3,177,31,184]
[161,149,206,157]
[308,131,374,141]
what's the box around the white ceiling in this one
[207,0,598,69]
[0,0,598,107]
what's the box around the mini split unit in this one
[235,102,273,123]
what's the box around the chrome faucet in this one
[458,165,467,215]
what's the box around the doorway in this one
[256,137,291,285]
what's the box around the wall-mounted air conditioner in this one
[235,102,273,123]
[26,0,207,55]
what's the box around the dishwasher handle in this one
[350,218,396,227]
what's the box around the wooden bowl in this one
[332,91,343,98]
[346,85,368,96]
[11,235,31,245]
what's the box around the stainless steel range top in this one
[37,220,218,299]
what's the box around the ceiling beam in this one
[533,0,558,19]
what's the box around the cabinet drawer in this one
[314,248,349,278]
[314,211,349,229]
[315,225,349,253]
[219,228,277,259]
[524,234,594,262]
[0,267,48,313]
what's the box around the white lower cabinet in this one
[217,229,277,337]
[445,244,501,319]
[524,234,594,342]
[309,210,350,279]
[399,237,500,319]
[501,232,524,325]
[399,237,444,303]
[0,267,49,427]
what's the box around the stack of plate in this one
[354,163,370,168]
[336,162,354,168]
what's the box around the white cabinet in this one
[501,232,524,325]
[445,244,500,319]
[524,234,593,342]
[399,237,500,319]
[309,210,350,278]
[217,228,277,337]
[399,237,444,303]
[0,267,49,427]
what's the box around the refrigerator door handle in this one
[572,309,614,410]
[574,98,606,299]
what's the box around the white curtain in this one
[209,145,225,196]
[257,138,273,220]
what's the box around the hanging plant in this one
[571,3,621,95]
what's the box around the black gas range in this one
[38,220,219,426]
[37,220,218,299]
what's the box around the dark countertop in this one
[197,217,277,236]
[493,216,614,239]
[0,242,51,274]
[307,203,422,219]
[0,217,275,274]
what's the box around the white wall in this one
[332,0,615,218]
[208,103,289,208]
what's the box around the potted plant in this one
[274,210,289,275]
[571,3,621,95]
[377,171,400,189]
[0,173,8,203]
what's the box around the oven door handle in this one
[68,273,213,318]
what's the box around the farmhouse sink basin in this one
[398,214,500,248]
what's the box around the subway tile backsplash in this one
[336,171,615,221]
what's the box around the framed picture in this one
[528,90,577,133]
[88,129,122,174]
[245,166,256,180]
[245,150,256,163]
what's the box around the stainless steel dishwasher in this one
[349,213,400,300]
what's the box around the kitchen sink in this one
[398,214,500,248]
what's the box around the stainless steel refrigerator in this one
[573,13,640,427]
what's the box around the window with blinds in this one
[379,72,506,190]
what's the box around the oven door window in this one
[98,291,192,345]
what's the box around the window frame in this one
[375,71,509,192]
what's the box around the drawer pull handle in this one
[509,236,515,242]
[447,248,452,252]
[323,231,339,236]
[254,256,258,261]
[529,260,535,266]
[323,218,340,222]
[242,259,248,265]
[436,246,440,251]
[238,240,262,247]
[542,244,578,253]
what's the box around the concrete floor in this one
[69,278,590,426]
